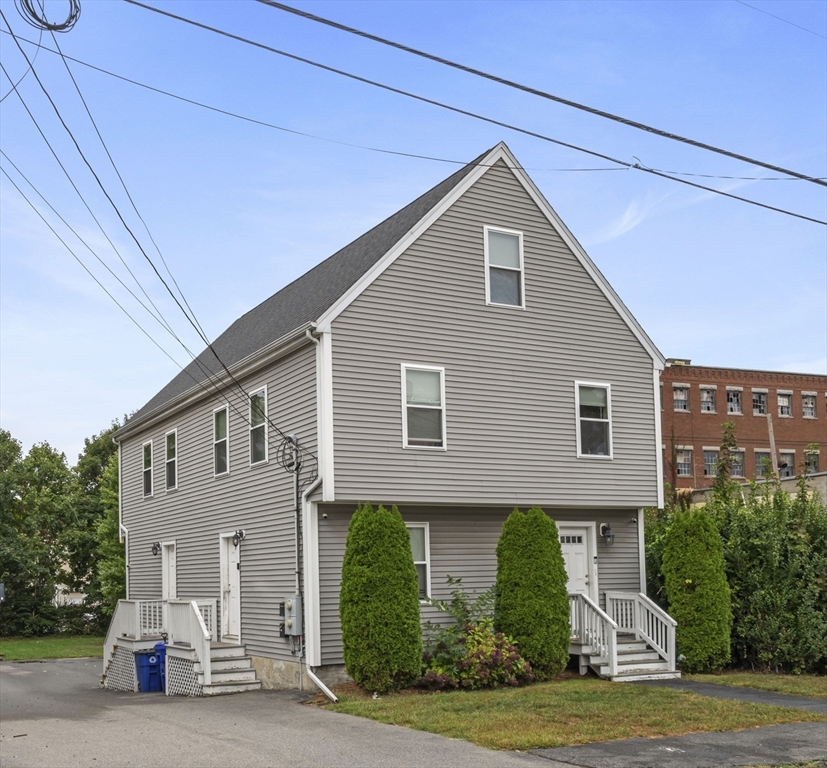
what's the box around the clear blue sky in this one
[1,0,825,463]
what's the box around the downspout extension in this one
[307,665,338,703]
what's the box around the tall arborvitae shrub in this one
[339,503,422,692]
[495,506,570,680]
[662,508,731,672]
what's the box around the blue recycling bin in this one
[154,642,166,692]
[135,650,162,692]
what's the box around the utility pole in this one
[767,413,779,475]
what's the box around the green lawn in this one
[0,635,104,661]
[326,678,826,751]
[687,673,827,700]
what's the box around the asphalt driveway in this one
[1,658,825,768]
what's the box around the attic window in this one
[484,226,524,308]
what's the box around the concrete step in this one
[201,679,262,696]
[610,670,681,682]
[601,660,669,676]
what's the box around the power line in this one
[254,0,826,187]
[14,0,80,32]
[4,30,821,183]
[733,0,827,40]
[1,154,316,481]
[2,17,317,472]
[120,2,827,225]
[0,22,41,102]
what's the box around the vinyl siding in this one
[330,159,658,507]
[120,343,317,662]
[318,505,640,666]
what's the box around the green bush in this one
[723,479,827,673]
[419,618,534,690]
[339,503,422,692]
[662,508,731,673]
[494,506,570,680]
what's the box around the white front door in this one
[161,541,177,600]
[221,535,241,640]
[558,523,598,601]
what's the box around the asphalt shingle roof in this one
[128,147,491,425]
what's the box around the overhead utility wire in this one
[43,23,211,347]
[733,0,827,39]
[0,58,179,338]
[121,2,827,226]
[0,22,41,102]
[255,0,826,187]
[1,152,310,473]
[2,32,818,183]
[2,19,316,469]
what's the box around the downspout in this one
[300,326,338,703]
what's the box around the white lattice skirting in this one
[104,645,137,692]
[166,655,202,697]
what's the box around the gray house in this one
[104,142,678,697]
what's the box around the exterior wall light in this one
[151,542,161,556]
[232,529,246,547]
[599,523,615,546]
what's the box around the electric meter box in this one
[278,596,302,636]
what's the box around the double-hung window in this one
[805,451,819,474]
[576,382,612,458]
[777,392,792,417]
[484,227,524,308]
[779,451,795,478]
[673,386,689,412]
[700,387,716,413]
[727,389,742,415]
[703,450,718,477]
[214,406,229,476]
[142,441,153,497]
[802,394,816,418]
[402,365,445,449]
[406,523,430,599]
[165,430,177,490]
[676,449,693,477]
[730,450,745,478]
[752,391,767,416]
[754,451,770,478]
[250,388,267,464]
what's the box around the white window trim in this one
[699,384,717,390]
[575,380,613,460]
[726,386,744,391]
[213,405,230,477]
[672,385,690,412]
[401,364,447,451]
[751,387,768,394]
[249,386,268,466]
[142,439,153,498]
[164,428,178,491]
[405,522,431,601]
[483,225,526,310]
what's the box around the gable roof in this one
[124,147,489,428]
[121,142,663,435]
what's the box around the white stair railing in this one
[166,600,212,687]
[606,592,677,671]
[569,593,618,677]
[102,599,137,677]
[195,600,217,642]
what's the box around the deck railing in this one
[606,591,676,671]
[569,592,618,677]
[103,598,215,686]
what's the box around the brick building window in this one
[726,390,742,415]
[700,388,716,413]
[802,394,816,418]
[805,452,820,474]
[673,386,689,412]
[778,393,792,417]
[730,451,745,478]
[752,392,767,415]
[676,449,693,476]
[704,450,718,477]
[754,452,770,479]
[779,451,794,478]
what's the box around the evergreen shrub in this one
[339,502,422,692]
[494,506,570,680]
[662,508,731,673]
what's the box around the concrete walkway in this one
[531,679,826,768]
[1,659,825,768]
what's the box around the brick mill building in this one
[660,360,827,490]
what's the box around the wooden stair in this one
[166,641,262,696]
[584,634,681,682]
